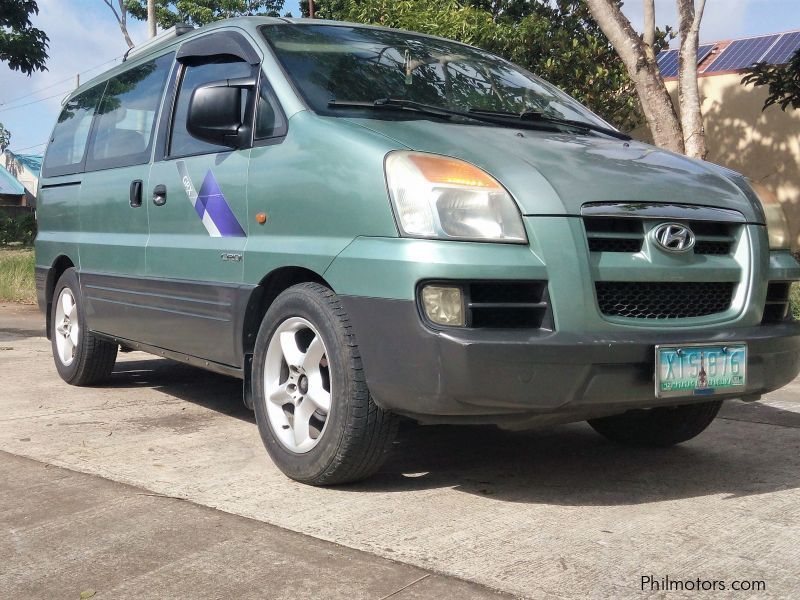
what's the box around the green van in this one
[36,18,800,484]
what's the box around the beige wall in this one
[632,73,800,247]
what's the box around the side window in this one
[170,57,253,157]
[255,76,287,139]
[87,53,173,171]
[42,84,105,177]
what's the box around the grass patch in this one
[792,283,800,321]
[0,248,36,304]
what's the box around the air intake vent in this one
[467,281,551,329]
[762,281,792,323]
[595,281,735,319]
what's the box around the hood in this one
[345,118,761,221]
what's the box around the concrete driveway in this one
[2,304,800,598]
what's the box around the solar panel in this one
[761,31,800,65]
[696,44,715,65]
[656,45,716,78]
[657,49,679,77]
[707,34,780,72]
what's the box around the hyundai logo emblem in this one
[653,223,696,253]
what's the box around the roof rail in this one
[123,23,195,61]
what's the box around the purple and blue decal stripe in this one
[176,160,246,238]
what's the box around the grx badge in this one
[176,160,246,238]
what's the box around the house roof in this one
[6,151,42,177]
[0,166,25,196]
[657,28,800,79]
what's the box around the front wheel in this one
[252,283,398,485]
[588,400,722,447]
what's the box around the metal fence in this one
[0,205,35,219]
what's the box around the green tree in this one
[125,0,285,28]
[0,124,10,151]
[0,0,48,75]
[303,0,670,131]
[742,48,800,112]
[586,0,708,158]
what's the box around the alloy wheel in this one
[263,316,332,453]
[54,287,79,366]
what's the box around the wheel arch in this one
[44,255,76,340]
[240,266,333,410]
[242,266,333,358]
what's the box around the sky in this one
[1,0,798,155]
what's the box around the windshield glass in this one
[261,24,609,128]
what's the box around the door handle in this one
[153,184,167,206]
[129,180,143,208]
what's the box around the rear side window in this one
[169,57,253,158]
[87,53,173,171]
[42,85,105,177]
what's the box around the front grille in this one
[584,217,644,253]
[689,221,736,255]
[588,237,643,253]
[583,217,737,255]
[694,240,731,255]
[595,281,735,319]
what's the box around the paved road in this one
[0,451,506,600]
[2,304,800,598]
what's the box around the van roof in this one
[67,17,484,103]
[68,16,282,100]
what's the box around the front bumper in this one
[342,295,800,425]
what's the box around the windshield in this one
[261,24,610,128]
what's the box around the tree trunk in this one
[585,0,685,154]
[677,0,708,159]
[116,21,134,48]
[643,0,656,49]
[102,0,134,48]
[147,0,157,38]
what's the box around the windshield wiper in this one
[328,98,461,122]
[328,99,631,141]
[467,107,632,141]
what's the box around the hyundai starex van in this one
[35,18,800,484]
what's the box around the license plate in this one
[655,343,747,398]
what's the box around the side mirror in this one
[186,77,256,148]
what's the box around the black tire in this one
[588,400,722,447]
[252,283,399,485]
[50,268,118,386]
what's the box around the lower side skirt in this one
[92,331,244,380]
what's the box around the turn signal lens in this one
[751,181,793,250]
[407,154,501,189]
[421,285,465,326]
[385,151,527,243]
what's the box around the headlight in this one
[751,181,792,250]
[384,151,527,243]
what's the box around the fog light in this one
[421,285,464,326]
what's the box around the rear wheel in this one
[588,401,722,447]
[252,283,398,485]
[50,268,118,385]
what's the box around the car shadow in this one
[108,356,254,424]
[108,355,800,506]
[354,409,800,505]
